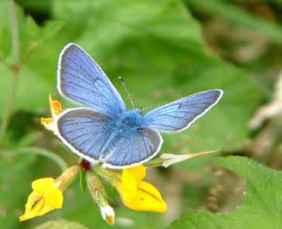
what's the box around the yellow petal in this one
[122,181,167,213]
[19,177,63,222]
[41,96,63,131]
[123,165,146,182]
[117,166,146,203]
[117,166,167,213]
[136,181,167,213]
[40,117,53,127]
[19,195,42,221]
[118,172,138,202]
[45,187,63,208]
[49,95,63,116]
[32,178,56,192]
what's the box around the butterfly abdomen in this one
[99,110,145,161]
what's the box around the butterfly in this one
[54,43,223,169]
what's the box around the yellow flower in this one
[19,178,63,221]
[20,165,79,222]
[116,166,167,213]
[41,95,63,131]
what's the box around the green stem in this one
[93,166,120,185]
[9,0,20,64]
[0,0,21,141]
[13,147,68,171]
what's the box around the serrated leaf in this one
[170,156,282,229]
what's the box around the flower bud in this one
[160,151,217,168]
[86,173,115,225]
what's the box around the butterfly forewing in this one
[58,43,126,118]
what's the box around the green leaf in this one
[186,0,282,44]
[170,156,282,228]
[0,1,65,119]
[0,63,51,115]
[0,149,36,228]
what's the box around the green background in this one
[1,0,282,228]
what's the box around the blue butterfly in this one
[55,43,223,169]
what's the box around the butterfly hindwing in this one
[58,43,126,118]
[144,89,223,133]
[102,127,163,168]
[56,108,113,162]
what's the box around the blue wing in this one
[56,108,162,168]
[56,108,113,162]
[102,127,163,169]
[144,89,223,132]
[57,43,126,118]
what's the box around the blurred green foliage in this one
[1,0,282,228]
[171,157,282,228]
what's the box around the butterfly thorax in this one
[113,110,144,133]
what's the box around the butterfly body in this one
[97,110,145,160]
[56,43,223,169]
[113,109,144,132]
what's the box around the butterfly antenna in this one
[118,76,136,108]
